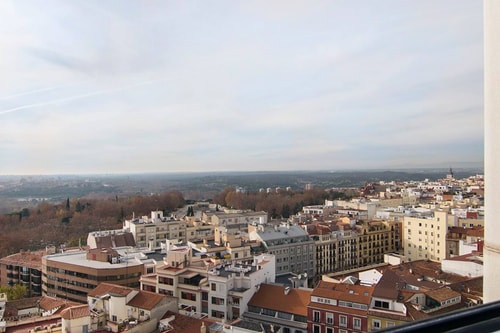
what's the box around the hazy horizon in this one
[0,1,484,174]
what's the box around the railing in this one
[378,301,500,333]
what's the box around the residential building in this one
[308,280,374,333]
[140,246,275,321]
[403,210,449,262]
[243,283,312,333]
[356,220,401,267]
[248,222,315,278]
[307,223,359,276]
[42,248,153,303]
[123,211,187,250]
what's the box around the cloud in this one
[0,0,483,174]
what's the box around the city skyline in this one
[0,0,484,175]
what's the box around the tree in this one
[0,284,27,300]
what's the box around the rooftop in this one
[248,283,312,316]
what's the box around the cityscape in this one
[0,169,488,333]
[1,1,497,333]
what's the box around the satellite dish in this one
[303,272,308,278]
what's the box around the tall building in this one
[403,210,448,262]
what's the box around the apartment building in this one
[243,283,312,333]
[42,248,153,303]
[308,280,374,333]
[123,211,187,250]
[140,247,275,321]
[403,210,449,262]
[308,223,359,276]
[0,249,49,298]
[248,222,315,277]
[357,220,401,267]
[307,219,400,278]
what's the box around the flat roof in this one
[44,249,143,269]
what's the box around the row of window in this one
[312,310,362,329]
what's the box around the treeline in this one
[0,187,358,258]
[213,187,357,219]
[0,191,185,258]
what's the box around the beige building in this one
[403,210,449,262]
[123,211,187,250]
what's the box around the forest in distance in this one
[0,168,482,214]
[0,168,483,258]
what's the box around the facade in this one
[243,283,311,333]
[248,222,315,277]
[356,220,401,267]
[310,224,359,276]
[42,248,151,303]
[308,219,400,278]
[123,211,187,250]
[0,249,48,298]
[403,210,448,262]
[308,280,374,333]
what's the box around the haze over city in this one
[0,0,483,175]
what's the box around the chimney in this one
[284,286,291,295]
[200,322,206,333]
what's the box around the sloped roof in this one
[39,296,66,312]
[127,290,165,310]
[88,282,133,297]
[312,280,374,305]
[60,304,90,320]
[248,284,312,316]
[161,311,215,333]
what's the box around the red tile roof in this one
[60,304,90,319]
[127,290,166,310]
[248,284,312,316]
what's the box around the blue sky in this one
[0,1,483,174]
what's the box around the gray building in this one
[248,222,315,278]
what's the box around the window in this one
[313,325,320,333]
[353,317,361,330]
[211,283,216,291]
[326,312,333,325]
[313,310,320,322]
[374,300,390,309]
[111,315,117,322]
[386,321,396,327]
[340,315,347,327]
[372,319,381,330]
[327,329,333,333]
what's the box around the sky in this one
[0,0,484,175]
